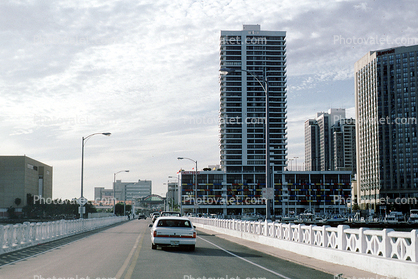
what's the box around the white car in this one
[149,216,196,251]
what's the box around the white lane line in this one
[198,236,293,279]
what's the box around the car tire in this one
[188,245,195,251]
[152,243,156,250]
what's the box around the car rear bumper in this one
[152,237,196,246]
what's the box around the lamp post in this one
[220,67,272,220]
[177,157,198,215]
[113,170,129,215]
[80,132,111,219]
[123,183,133,217]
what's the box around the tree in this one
[114,202,132,216]
[15,198,22,206]
[352,204,360,211]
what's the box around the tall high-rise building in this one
[304,109,349,171]
[355,45,418,210]
[219,24,287,173]
[331,118,356,172]
[304,119,320,171]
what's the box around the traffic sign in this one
[262,188,274,199]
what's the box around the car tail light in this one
[193,232,196,238]
[153,230,157,237]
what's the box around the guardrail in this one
[190,218,418,279]
[0,216,126,255]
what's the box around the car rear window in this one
[157,219,192,228]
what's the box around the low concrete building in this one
[0,155,53,217]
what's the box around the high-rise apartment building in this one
[355,45,418,210]
[178,26,352,217]
[219,24,287,173]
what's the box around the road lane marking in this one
[198,236,292,279]
[124,230,145,279]
[115,231,144,279]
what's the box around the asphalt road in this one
[0,220,333,279]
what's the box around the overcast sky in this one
[1,0,417,200]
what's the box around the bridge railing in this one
[0,216,126,255]
[190,217,418,263]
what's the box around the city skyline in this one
[1,1,418,200]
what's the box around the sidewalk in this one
[197,226,391,279]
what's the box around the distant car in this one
[160,211,181,217]
[149,216,196,251]
[138,214,147,220]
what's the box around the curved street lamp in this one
[80,132,111,218]
[177,157,198,214]
[220,67,272,219]
[113,170,129,215]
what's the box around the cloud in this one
[0,0,417,199]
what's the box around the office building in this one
[0,156,53,217]
[305,119,320,171]
[114,179,152,202]
[95,179,152,204]
[332,118,356,172]
[355,45,418,210]
[219,24,287,173]
[305,109,354,172]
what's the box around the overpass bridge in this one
[0,217,416,278]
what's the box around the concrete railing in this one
[0,216,126,255]
[190,218,418,279]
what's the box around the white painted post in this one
[308,225,314,245]
[264,219,269,236]
[382,229,394,258]
[358,227,366,253]
[337,225,349,250]
[321,225,329,247]
[411,229,418,262]
[297,224,302,242]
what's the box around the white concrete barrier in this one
[0,216,126,255]
[190,218,418,279]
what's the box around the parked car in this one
[138,214,147,220]
[149,216,196,251]
[160,211,181,217]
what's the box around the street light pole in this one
[113,170,129,215]
[220,67,272,220]
[177,157,198,215]
[123,183,134,217]
[80,132,111,219]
